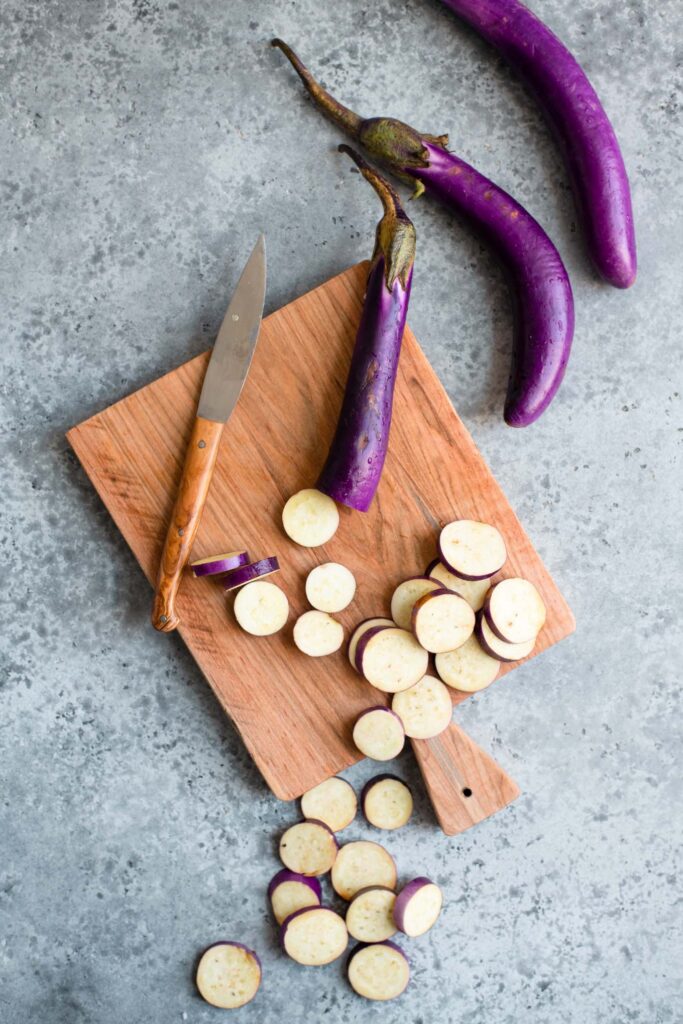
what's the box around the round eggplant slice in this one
[348,617,394,668]
[233,579,289,635]
[195,941,261,1009]
[361,775,413,830]
[222,556,280,591]
[483,577,546,644]
[435,635,500,692]
[191,550,249,578]
[282,488,339,547]
[393,878,443,937]
[391,675,452,740]
[281,906,348,965]
[426,559,491,611]
[438,519,507,580]
[390,576,441,630]
[352,707,406,761]
[347,941,410,1001]
[476,614,537,663]
[306,562,356,612]
[346,886,397,942]
[410,588,475,653]
[356,626,429,693]
[293,610,344,656]
[279,820,338,876]
[300,776,357,832]
[331,841,397,901]
[268,869,322,925]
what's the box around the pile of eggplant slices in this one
[191,0,635,1008]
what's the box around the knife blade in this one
[152,236,267,632]
[198,234,266,422]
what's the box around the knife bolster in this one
[152,416,224,632]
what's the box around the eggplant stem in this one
[338,145,403,222]
[338,145,415,293]
[271,39,362,137]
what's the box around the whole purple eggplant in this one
[437,0,636,289]
[272,39,573,427]
[316,145,414,511]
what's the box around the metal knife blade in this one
[197,234,267,423]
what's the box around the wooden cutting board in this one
[67,262,575,828]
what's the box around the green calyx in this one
[338,145,415,292]
[358,119,449,196]
[272,38,449,198]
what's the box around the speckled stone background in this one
[1,0,681,1020]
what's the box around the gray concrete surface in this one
[1,1,681,1021]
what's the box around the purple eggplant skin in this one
[360,774,411,819]
[354,625,393,675]
[417,143,573,426]
[393,877,441,933]
[315,146,415,510]
[272,40,572,427]
[197,940,262,975]
[438,0,636,290]
[267,868,323,904]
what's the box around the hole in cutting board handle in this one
[462,788,472,798]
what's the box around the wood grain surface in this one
[67,262,574,825]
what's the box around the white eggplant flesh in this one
[391,675,452,740]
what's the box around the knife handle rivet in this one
[159,615,168,623]
[231,313,239,322]
[178,528,184,537]
[198,440,206,449]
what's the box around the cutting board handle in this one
[411,722,520,835]
[152,416,224,632]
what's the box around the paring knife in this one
[152,235,267,632]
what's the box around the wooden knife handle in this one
[152,416,224,632]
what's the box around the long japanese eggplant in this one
[272,39,573,428]
[437,0,636,289]
[316,146,415,512]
